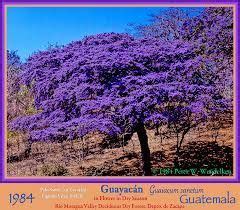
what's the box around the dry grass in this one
[7,124,233,177]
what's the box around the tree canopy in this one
[9,7,233,175]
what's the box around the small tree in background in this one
[7,51,37,121]
[132,8,191,41]
[7,50,22,121]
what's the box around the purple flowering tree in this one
[135,7,233,99]
[134,7,233,149]
[9,31,231,175]
[182,7,233,98]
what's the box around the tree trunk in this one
[174,133,180,167]
[136,123,152,176]
[175,127,191,167]
[155,125,160,136]
[21,141,32,161]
